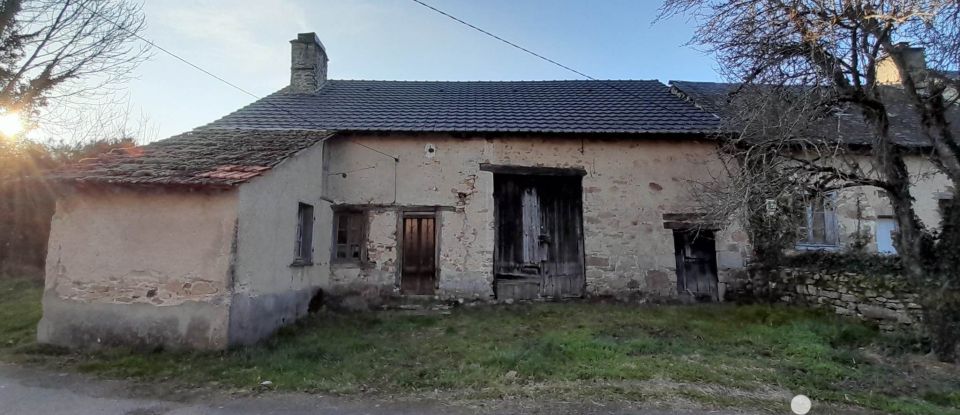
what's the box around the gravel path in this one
[0,363,757,415]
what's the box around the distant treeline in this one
[0,138,134,278]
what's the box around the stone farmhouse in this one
[672,77,955,256]
[39,34,956,350]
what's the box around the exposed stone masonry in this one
[743,267,923,332]
[53,275,224,306]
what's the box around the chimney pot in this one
[289,32,327,93]
[900,47,927,80]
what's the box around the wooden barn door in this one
[494,174,585,300]
[401,214,436,295]
[673,230,719,302]
[537,179,585,298]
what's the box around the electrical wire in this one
[409,0,697,117]
[80,1,701,166]
[74,2,399,163]
[410,0,594,80]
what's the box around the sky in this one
[111,0,722,141]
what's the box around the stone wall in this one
[743,266,923,332]
[328,208,401,303]
[323,133,750,301]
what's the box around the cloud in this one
[149,0,310,76]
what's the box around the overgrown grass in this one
[0,276,43,351]
[0,277,957,414]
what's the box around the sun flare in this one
[0,111,25,138]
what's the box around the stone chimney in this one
[289,33,327,93]
[876,43,926,86]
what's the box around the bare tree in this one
[0,0,148,115]
[37,92,158,145]
[0,0,149,277]
[0,95,146,278]
[661,0,960,361]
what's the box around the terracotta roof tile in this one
[56,130,334,187]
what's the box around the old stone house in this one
[39,33,955,350]
[671,51,958,256]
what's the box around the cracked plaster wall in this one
[324,134,748,300]
[38,188,238,349]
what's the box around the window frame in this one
[795,192,840,250]
[293,202,315,266]
[331,209,368,264]
[875,216,899,255]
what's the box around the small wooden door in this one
[401,215,436,295]
[673,230,719,302]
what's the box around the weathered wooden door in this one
[673,230,718,302]
[494,174,585,300]
[401,215,436,295]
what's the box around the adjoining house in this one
[39,33,955,350]
[670,50,959,256]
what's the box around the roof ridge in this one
[669,80,738,85]
[327,79,664,83]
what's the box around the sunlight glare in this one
[0,111,25,138]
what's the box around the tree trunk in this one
[867,109,927,279]
[926,194,960,362]
[884,160,960,363]
[867,113,959,362]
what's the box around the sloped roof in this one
[56,130,335,187]
[56,80,723,188]
[669,81,741,114]
[670,80,958,148]
[200,80,720,134]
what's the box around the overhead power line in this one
[408,0,689,116]
[74,2,398,162]
[79,0,700,166]
[409,0,595,80]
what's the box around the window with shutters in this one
[796,193,839,248]
[332,210,366,263]
[293,203,314,265]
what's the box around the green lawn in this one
[1,277,958,414]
